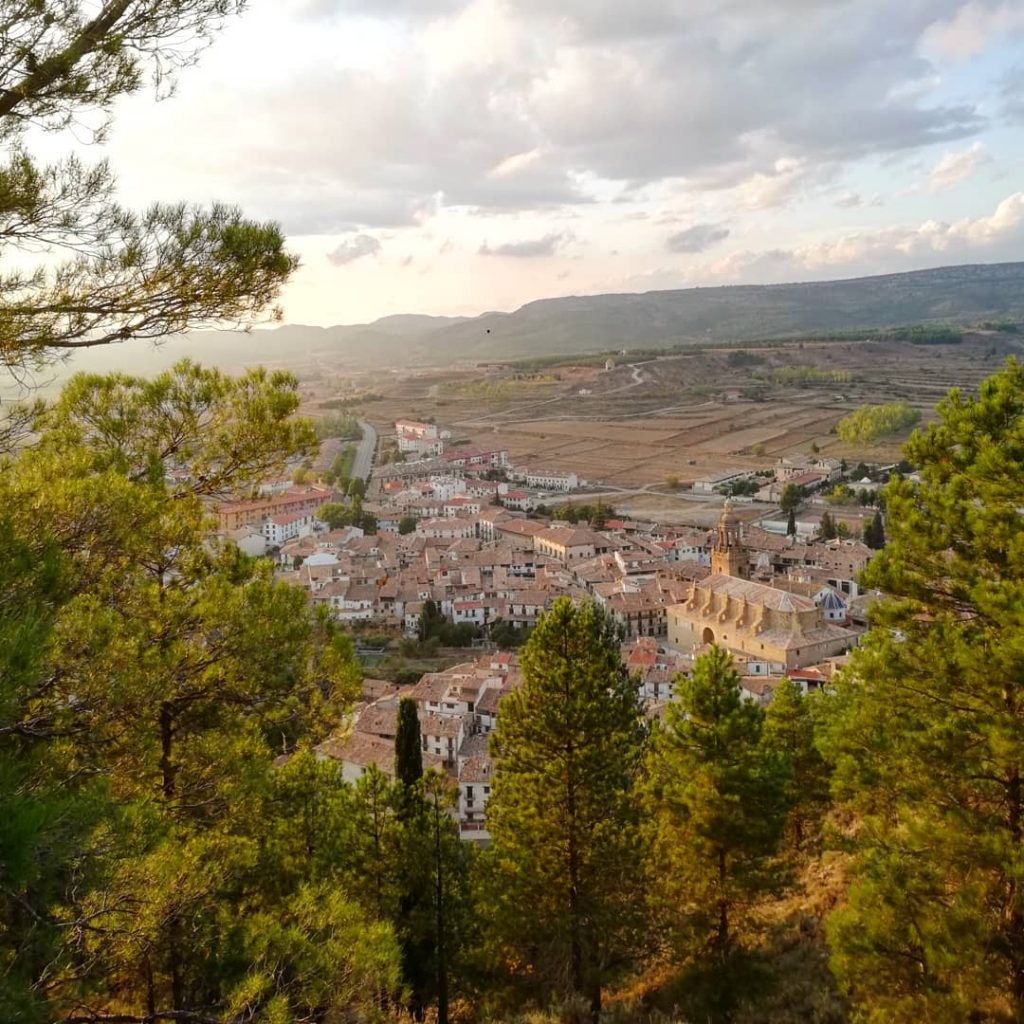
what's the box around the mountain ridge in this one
[60,261,1024,377]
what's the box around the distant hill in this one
[58,262,1024,377]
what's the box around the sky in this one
[40,0,1024,325]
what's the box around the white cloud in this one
[921,2,1024,62]
[698,191,1024,282]
[733,158,839,210]
[327,234,382,265]
[927,141,992,191]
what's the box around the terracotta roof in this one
[692,573,818,613]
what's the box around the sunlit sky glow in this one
[36,0,1024,325]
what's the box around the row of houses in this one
[316,628,855,843]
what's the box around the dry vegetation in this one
[307,332,1019,498]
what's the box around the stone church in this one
[667,501,857,670]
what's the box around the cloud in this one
[733,159,840,210]
[1001,65,1024,124]
[695,191,1024,283]
[834,192,862,208]
[106,0,988,235]
[921,2,1024,62]
[666,223,730,253]
[927,141,991,191]
[479,232,569,257]
[327,233,382,265]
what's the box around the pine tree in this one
[822,358,1024,1022]
[0,4,295,372]
[484,597,647,1015]
[787,507,797,537]
[763,678,830,851]
[0,364,377,1023]
[646,646,788,986]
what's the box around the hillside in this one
[58,261,1024,377]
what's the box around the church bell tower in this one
[711,499,748,578]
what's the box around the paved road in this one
[352,420,377,482]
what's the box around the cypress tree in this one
[819,510,838,540]
[395,697,424,790]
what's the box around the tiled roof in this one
[693,573,817,613]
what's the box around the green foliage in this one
[0,363,375,1023]
[771,366,853,386]
[822,358,1024,1022]
[484,598,647,1011]
[824,483,855,506]
[488,619,533,649]
[398,514,418,535]
[418,599,482,647]
[818,511,838,540]
[836,402,921,444]
[323,443,356,486]
[779,483,803,514]
[862,509,885,549]
[763,679,830,852]
[0,2,296,368]
[720,476,760,497]
[646,646,788,977]
[726,350,765,368]
[315,411,363,440]
[889,324,962,345]
[395,697,424,789]
[317,501,353,530]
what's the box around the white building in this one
[263,513,314,546]
[692,470,754,495]
[522,469,579,492]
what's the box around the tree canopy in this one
[823,358,1024,1022]
[0,1,295,371]
[484,598,647,1015]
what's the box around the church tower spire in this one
[711,498,749,578]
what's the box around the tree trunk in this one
[158,702,183,1011]
[716,847,729,962]
[434,806,449,1024]
[159,702,175,801]
[1007,764,1024,1023]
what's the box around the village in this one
[207,415,889,843]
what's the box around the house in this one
[420,712,466,767]
[263,512,314,547]
[445,447,509,470]
[416,517,475,541]
[217,485,333,532]
[457,734,493,841]
[521,469,579,492]
[501,490,537,512]
[534,526,613,564]
[692,470,755,495]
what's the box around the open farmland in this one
[335,330,1020,490]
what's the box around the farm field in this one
[308,331,1020,490]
